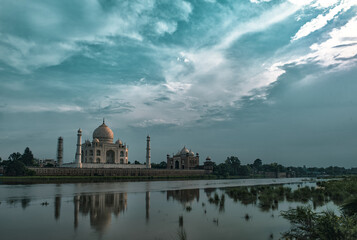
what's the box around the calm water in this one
[0,178,337,240]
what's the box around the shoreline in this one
[0,175,222,184]
[0,174,349,185]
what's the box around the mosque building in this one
[166,146,199,170]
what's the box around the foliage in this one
[213,156,252,177]
[253,158,262,169]
[4,160,35,176]
[225,156,241,175]
[21,147,35,166]
[281,206,357,240]
[2,147,36,176]
[151,161,167,169]
[341,198,357,216]
[3,147,35,167]
[211,155,356,178]
[8,152,22,162]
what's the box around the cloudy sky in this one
[0,0,356,167]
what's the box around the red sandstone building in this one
[166,146,199,170]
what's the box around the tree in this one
[8,152,22,161]
[134,160,141,165]
[253,159,262,170]
[225,156,241,175]
[214,163,229,177]
[21,147,34,166]
[151,161,167,169]
[4,160,35,176]
[238,165,251,176]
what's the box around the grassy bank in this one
[0,174,218,184]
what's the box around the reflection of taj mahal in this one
[74,193,128,232]
[82,120,128,164]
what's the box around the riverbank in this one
[0,174,219,184]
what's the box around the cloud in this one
[292,0,355,41]
[217,2,300,50]
[0,104,83,113]
[155,21,178,35]
[0,0,193,72]
[273,15,357,71]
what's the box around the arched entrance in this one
[175,161,180,169]
[106,150,115,164]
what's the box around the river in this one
[0,178,337,240]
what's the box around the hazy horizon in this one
[0,0,356,167]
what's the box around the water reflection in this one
[204,188,216,197]
[5,198,31,209]
[146,191,150,221]
[55,195,61,220]
[74,193,128,232]
[167,189,200,205]
[53,189,202,235]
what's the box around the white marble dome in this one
[93,121,114,143]
[180,146,190,155]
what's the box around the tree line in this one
[151,156,356,178]
[0,147,36,176]
[212,156,357,178]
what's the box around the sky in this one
[0,0,356,167]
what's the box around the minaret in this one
[75,129,82,168]
[57,137,63,167]
[146,135,151,169]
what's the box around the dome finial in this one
[103,118,105,124]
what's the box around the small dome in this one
[93,121,114,143]
[206,156,211,161]
[189,150,195,156]
[115,139,123,145]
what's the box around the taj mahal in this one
[83,120,128,165]
[62,120,149,169]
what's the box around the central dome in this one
[93,121,114,143]
[180,146,189,155]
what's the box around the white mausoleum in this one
[82,120,128,164]
[62,120,148,169]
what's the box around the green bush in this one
[281,206,357,240]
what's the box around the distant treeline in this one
[153,156,357,178]
[1,149,356,177]
[210,156,357,178]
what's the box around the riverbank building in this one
[166,147,199,170]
